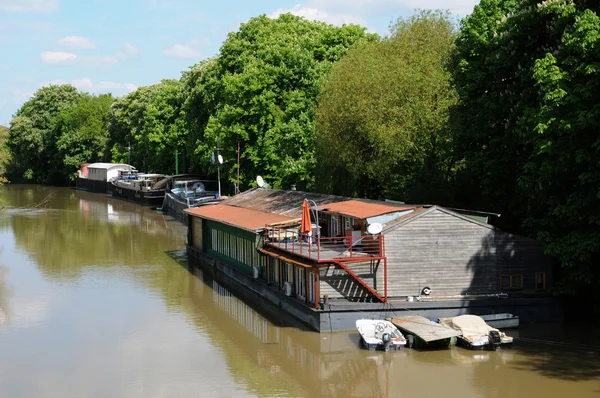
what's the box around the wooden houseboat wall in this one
[382,206,552,298]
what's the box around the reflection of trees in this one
[7,187,186,280]
[0,266,11,326]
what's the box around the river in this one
[0,185,598,398]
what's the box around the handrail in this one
[331,259,386,303]
[263,225,384,262]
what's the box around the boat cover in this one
[439,315,500,343]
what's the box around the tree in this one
[108,80,186,174]
[181,58,220,175]
[0,126,9,185]
[452,0,600,295]
[314,10,457,202]
[189,14,376,191]
[8,85,81,183]
[55,94,115,181]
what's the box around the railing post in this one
[349,237,352,258]
[314,270,319,310]
[384,257,388,303]
[317,237,320,261]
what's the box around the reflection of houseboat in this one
[110,172,166,206]
[161,178,224,224]
[75,163,136,193]
[185,187,560,332]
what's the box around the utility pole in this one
[237,142,240,194]
[175,149,179,174]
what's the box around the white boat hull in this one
[356,319,406,351]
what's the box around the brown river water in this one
[0,185,599,398]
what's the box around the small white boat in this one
[438,315,513,351]
[356,319,406,351]
[479,313,519,329]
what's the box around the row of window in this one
[501,272,546,290]
[268,258,316,303]
[209,227,261,268]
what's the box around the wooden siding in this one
[384,208,551,298]
[495,232,552,291]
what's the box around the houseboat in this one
[111,172,166,206]
[160,178,224,224]
[185,188,562,332]
[75,163,136,193]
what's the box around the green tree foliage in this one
[187,14,376,190]
[108,80,186,174]
[181,58,220,174]
[0,126,9,184]
[314,10,457,201]
[453,0,600,295]
[8,85,81,183]
[54,94,115,181]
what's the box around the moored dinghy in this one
[438,315,513,351]
[356,319,406,351]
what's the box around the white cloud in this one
[123,43,139,55]
[400,0,478,15]
[39,78,137,94]
[189,37,210,47]
[163,44,201,59]
[39,44,138,66]
[96,81,138,92]
[271,0,478,29]
[57,35,95,50]
[12,89,35,104]
[40,51,77,64]
[270,4,365,26]
[0,0,58,12]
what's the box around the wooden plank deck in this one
[265,241,375,262]
[389,315,461,342]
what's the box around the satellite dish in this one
[367,223,383,235]
[256,175,265,188]
[217,154,223,164]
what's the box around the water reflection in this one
[0,185,599,398]
[0,265,10,326]
[7,188,185,280]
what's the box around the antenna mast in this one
[237,142,240,194]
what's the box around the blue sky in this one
[0,0,479,126]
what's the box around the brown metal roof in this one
[223,188,350,218]
[320,200,414,219]
[185,204,294,232]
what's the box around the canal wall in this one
[187,245,564,333]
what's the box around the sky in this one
[0,0,480,126]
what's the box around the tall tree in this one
[190,14,376,191]
[0,125,9,185]
[453,0,600,295]
[55,94,115,181]
[108,80,186,174]
[8,85,81,183]
[314,10,457,202]
[181,58,220,175]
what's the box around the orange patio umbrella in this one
[301,199,312,234]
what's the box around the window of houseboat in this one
[500,274,523,290]
[535,272,546,290]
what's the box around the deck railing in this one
[263,225,384,262]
